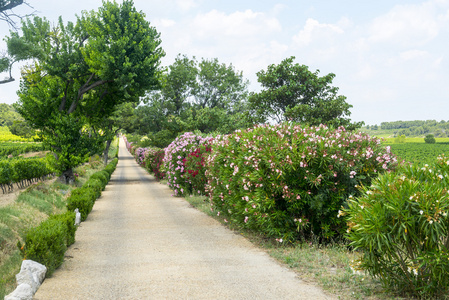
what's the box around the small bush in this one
[66,187,96,221]
[206,123,397,242]
[89,171,108,189]
[48,211,76,246]
[345,156,449,298]
[424,134,436,144]
[20,218,67,276]
[84,178,103,198]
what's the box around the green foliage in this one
[248,56,362,129]
[138,55,253,142]
[387,143,449,167]
[7,120,35,139]
[0,156,54,193]
[394,134,406,143]
[425,134,436,144]
[20,219,67,277]
[0,142,46,158]
[66,187,96,221]
[0,104,23,127]
[11,0,164,182]
[89,171,109,189]
[206,123,397,242]
[48,211,77,246]
[345,157,449,298]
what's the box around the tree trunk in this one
[103,139,112,166]
[60,168,75,184]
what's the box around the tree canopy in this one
[137,54,253,147]
[12,0,164,182]
[248,56,362,130]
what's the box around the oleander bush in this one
[143,148,166,180]
[183,142,213,195]
[206,123,397,242]
[344,155,449,298]
[163,132,212,196]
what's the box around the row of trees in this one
[367,120,449,137]
[3,0,362,183]
[125,55,362,148]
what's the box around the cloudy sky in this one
[0,0,448,125]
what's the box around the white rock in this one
[15,260,47,294]
[4,283,34,300]
[74,208,81,226]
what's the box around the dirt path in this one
[34,138,334,300]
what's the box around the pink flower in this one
[244,216,249,223]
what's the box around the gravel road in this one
[34,138,334,300]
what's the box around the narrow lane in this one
[34,138,334,299]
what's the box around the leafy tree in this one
[248,56,362,129]
[8,119,34,138]
[13,0,164,182]
[0,103,22,126]
[425,134,436,144]
[140,55,253,145]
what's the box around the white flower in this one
[420,210,424,215]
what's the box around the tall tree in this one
[248,56,362,129]
[140,55,253,143]
[14,0,164,182]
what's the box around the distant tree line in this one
[366,120,449,137]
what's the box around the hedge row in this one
[19,157,119,277]
[130,125,396,242]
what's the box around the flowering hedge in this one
[144,147,166,180]
[163,132,212,196]
[344,156,449,298]
[205,123,397,242]
[183,142,213,195]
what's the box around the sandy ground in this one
[34,138,335,300]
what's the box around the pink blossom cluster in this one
[163,132,212,196]
[205,123,398,241]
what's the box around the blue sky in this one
[1,0,448,125]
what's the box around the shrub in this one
[424,134,436,144]
[66,187,96,221]
[143,148,166,180]
[206,123,397,242]
[183,142,213,195]
[344,156,449,298]
[84,178,103,197]
[20,218,67,276]
[163,132,212,196]
[89,171,108,189]
[48,211,77,246]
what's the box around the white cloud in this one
[192,9,281,39]
[175,0,198,12]
[368,2,441,47]
[293,18,345,47]
[153,18,176,28]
